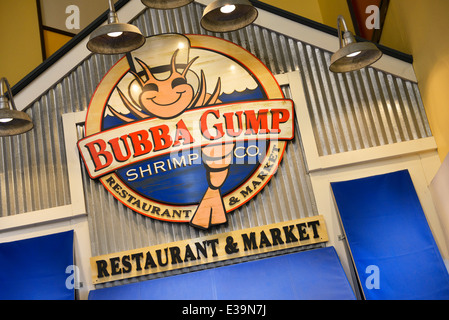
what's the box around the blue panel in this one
[140,270,217,300]
[89,247,355,300]
[331,170,449,300]
[213,247,355,300]
[288,247,356,300]
[0,230,74,300]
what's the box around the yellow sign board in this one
[91,215,328,284]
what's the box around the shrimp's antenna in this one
[170,49,180,75]
[130,71,145,87]
[182,56,199,78]
[135,58,156,82]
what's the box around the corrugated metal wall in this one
[0,2,432,287]
[300,57,432,156]
[0,53,122,217]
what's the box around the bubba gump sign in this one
[78,34,294,230]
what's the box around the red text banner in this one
[78,99,294,179]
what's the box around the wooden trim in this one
[35,0,46,61]
[308,137,438,173]
[346,0,361,36]
[372,0,390,43]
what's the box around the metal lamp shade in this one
[0,77,33,137]
[201,0,258,33]
[329,41,383,73]
[141,0,194,9]
[0,109,33,137]
[329,16,382,73]
[87,23,145,55]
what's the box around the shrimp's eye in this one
[143,83,159,92]
[171,77,187,88]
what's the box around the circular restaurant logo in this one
[78,34,294,230]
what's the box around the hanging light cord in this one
[0,78,17,111]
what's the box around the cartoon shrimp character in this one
[109,49,234,230]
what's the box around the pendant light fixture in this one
[141,0,193,9]
[87,0,145,55]
[0,78,33,137]
[201,0,258,33]
[329,15,383,73]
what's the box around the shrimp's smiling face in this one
[133,50,198,119]
[139,71,194,119]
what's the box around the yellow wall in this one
[0,0,43,86]
[384,0,449,161]
[261,0,355,33]
[317,0,355,33]
[379,1,411,54]
[43,30,73,59]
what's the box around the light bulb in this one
[346,51,361,58]
[220,4,236,14]
[107,31,123,38]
